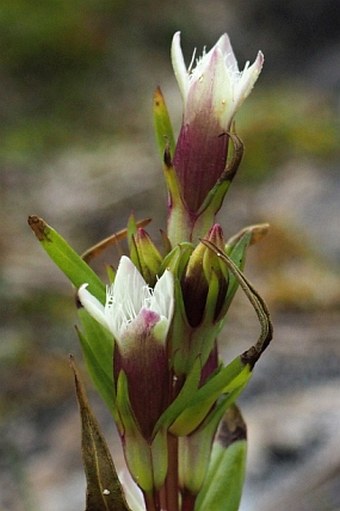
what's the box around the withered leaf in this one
[70,357,132,511]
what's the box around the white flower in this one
[171,31,264,126]
[78,256,174,352]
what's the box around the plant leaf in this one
[202,239,273,368]
[169,357,251,436]
[28,215,106,303]
[70,357,132,511]
[153,86,176,159]
[153,357,201,436]
[76,309,115,414]
[223,231,251,312]
[195,405,247,511]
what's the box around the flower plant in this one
[29,31,272,511]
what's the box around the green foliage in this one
[195,406,247,511]
[77,309,115,413]
[195,440,247,511]
[28,216,106,303]
[153,87,176,159]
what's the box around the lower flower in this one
[78,255,174,440]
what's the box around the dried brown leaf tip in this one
[27,215,49,241]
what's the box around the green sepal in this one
[116,371,156,492]
[170,357,251,436]
[153,357,202,436]
[168,277,192,375]
[202,270,220,324]
[133,229,163,286]
[195,440,247,511]
[153,86,176,159]
[116,372,169,493]
[179,393,234,495]
[169,274,221,377]
[192,180,232,241]
[192,134,244,241]
[220,231,252,318]
[127,213,141,271]
[160,242,193,279]
[70,358,132,511]
[223,225,271,312]
[106,264,116,284]
[195,406,247,511]
[149,428,168,490]
[28,215,106,303]
[163,157,193,246]
[76,308,116,417]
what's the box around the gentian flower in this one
[171,31,264,214]
[78,255,174,440]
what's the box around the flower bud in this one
[182,224,228,327]
[171,32,263,214]
[132,228,163,286]
[167,225,229,378]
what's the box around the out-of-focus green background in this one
[1,1,339,510]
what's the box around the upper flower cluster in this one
[168,32,264,237]
[171,31,264,128]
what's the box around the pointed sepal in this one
[195,405,247,511]
[153,86,176,159]
[132,228,163,286]
[192,133,244,240]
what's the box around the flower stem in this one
[181,490,196,511]
[144,490,159,511]
[165,433,179,511]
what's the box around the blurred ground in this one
[1,1,340,510]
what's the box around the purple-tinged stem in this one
[165,433,179,511]
[181,490,196,511]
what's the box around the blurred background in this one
[1,1,339,510]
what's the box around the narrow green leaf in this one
[70,357,132,511]
[179,394,234,495]
[153,358,201,436]
[28,215,106,303]
[153,86,175,159]
[76,309,115,414]
[223,231,252,312]
[169,358,251,436]
[195,406,247,511]
[78,309,113,384]
[202,239,273,368]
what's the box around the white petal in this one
[113,255,147,316]
[171,31,189,100]
[218,33,239,73]
[119,470,145,511]
[105,256,148,337]
[233,50,264,108]
[151,269,174,323]
[78,284,109,330]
